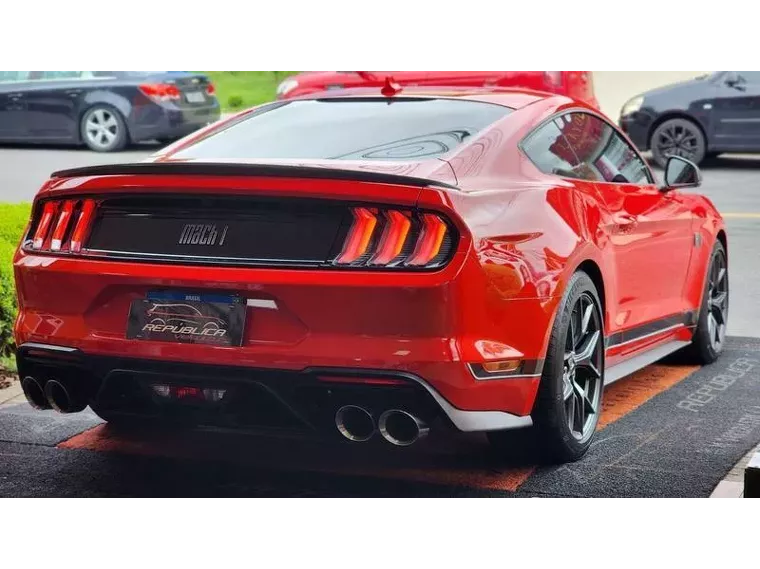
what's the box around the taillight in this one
[25,199,98,254]
[138,83,181,102]
[334,206,455,269]
[206,82,216,96]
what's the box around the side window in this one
[0,72,30,83]
[37,71,85,80]
[737,72,760,84]
[521,120,587,179]
[556,112,652,184]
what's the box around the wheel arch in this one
[538,256,608,364]
[647,111,709,152]
[576,259,606,323]
[716,229,728,261]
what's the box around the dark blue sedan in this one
[0,71,220,152]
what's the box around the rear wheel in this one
[80,105,128,152]
[490,271,604,463]
[685,240,728,364]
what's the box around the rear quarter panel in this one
[430,96,620,358]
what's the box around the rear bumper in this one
[16,342,532,433]
[128,101,221,142]
[13,248,551,422]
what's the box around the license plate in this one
[185,91,205,103]
[127,291,246,346]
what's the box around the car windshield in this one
[172,98,512,161]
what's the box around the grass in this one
[201,71,299,112]
[0,202,31,370]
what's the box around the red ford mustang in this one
[14,86,728,462]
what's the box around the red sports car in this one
[14,86,727,462]
[276,71,599,108]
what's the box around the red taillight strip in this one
[28,199,97,254]
[50,200,76,251]
[371,210,411,266]
[316,376,407,386]
[32,201,59,250]
[407,213,448,266]
[70,199,96,253]
[336,207,378,264]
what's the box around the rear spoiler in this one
[50,162,460,190]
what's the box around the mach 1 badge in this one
[127,291,246,346]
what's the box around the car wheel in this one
[650,117,706,168]
[80,105,128,152]
[685,240,728,364]
[491,271,605,463]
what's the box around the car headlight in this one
[621,96,644,117]
[276,79,299,97]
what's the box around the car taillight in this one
[206,82,216,96]
[333,206,456,269]
[26,199,98,254]
[138,83,181,102]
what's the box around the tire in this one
[489,271,605,463]
[650,117,706,168]
[80,105,129,152]
[685,240,728,364]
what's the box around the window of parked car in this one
[0,71,30,82]
[522,111,652,184]
[171,98,513,161]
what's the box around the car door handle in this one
[8,93,24,99]
[65,89,82,97]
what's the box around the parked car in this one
[619,71,760,167]
[276,71,599,108]
[0,71,220,152]
[14,87,727,463]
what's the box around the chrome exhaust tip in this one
[21,376,51,410]
[44,379,87,414]
[378,410,429,447]
[335,405,375,442]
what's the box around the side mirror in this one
[725,72,746,91]
[661,155,702,191]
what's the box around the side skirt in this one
[604,340,692,386]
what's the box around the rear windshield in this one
[172,98,512,161]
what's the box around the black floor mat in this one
[522,338,760,497]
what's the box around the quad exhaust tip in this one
[44,379,88,414]
[378,409,429,447]
[335,405,376,442]
[21,376,51,410]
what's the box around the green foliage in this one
[0,203,31,364]
[201,71,299,111]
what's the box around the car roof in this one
[288,85,557,110]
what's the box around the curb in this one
[745,449,760,497]
[0,380,22,406]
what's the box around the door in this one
[710,71,760,150]
[556,112,695,332]
[23,72,84,141]
[0,72,30,140]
